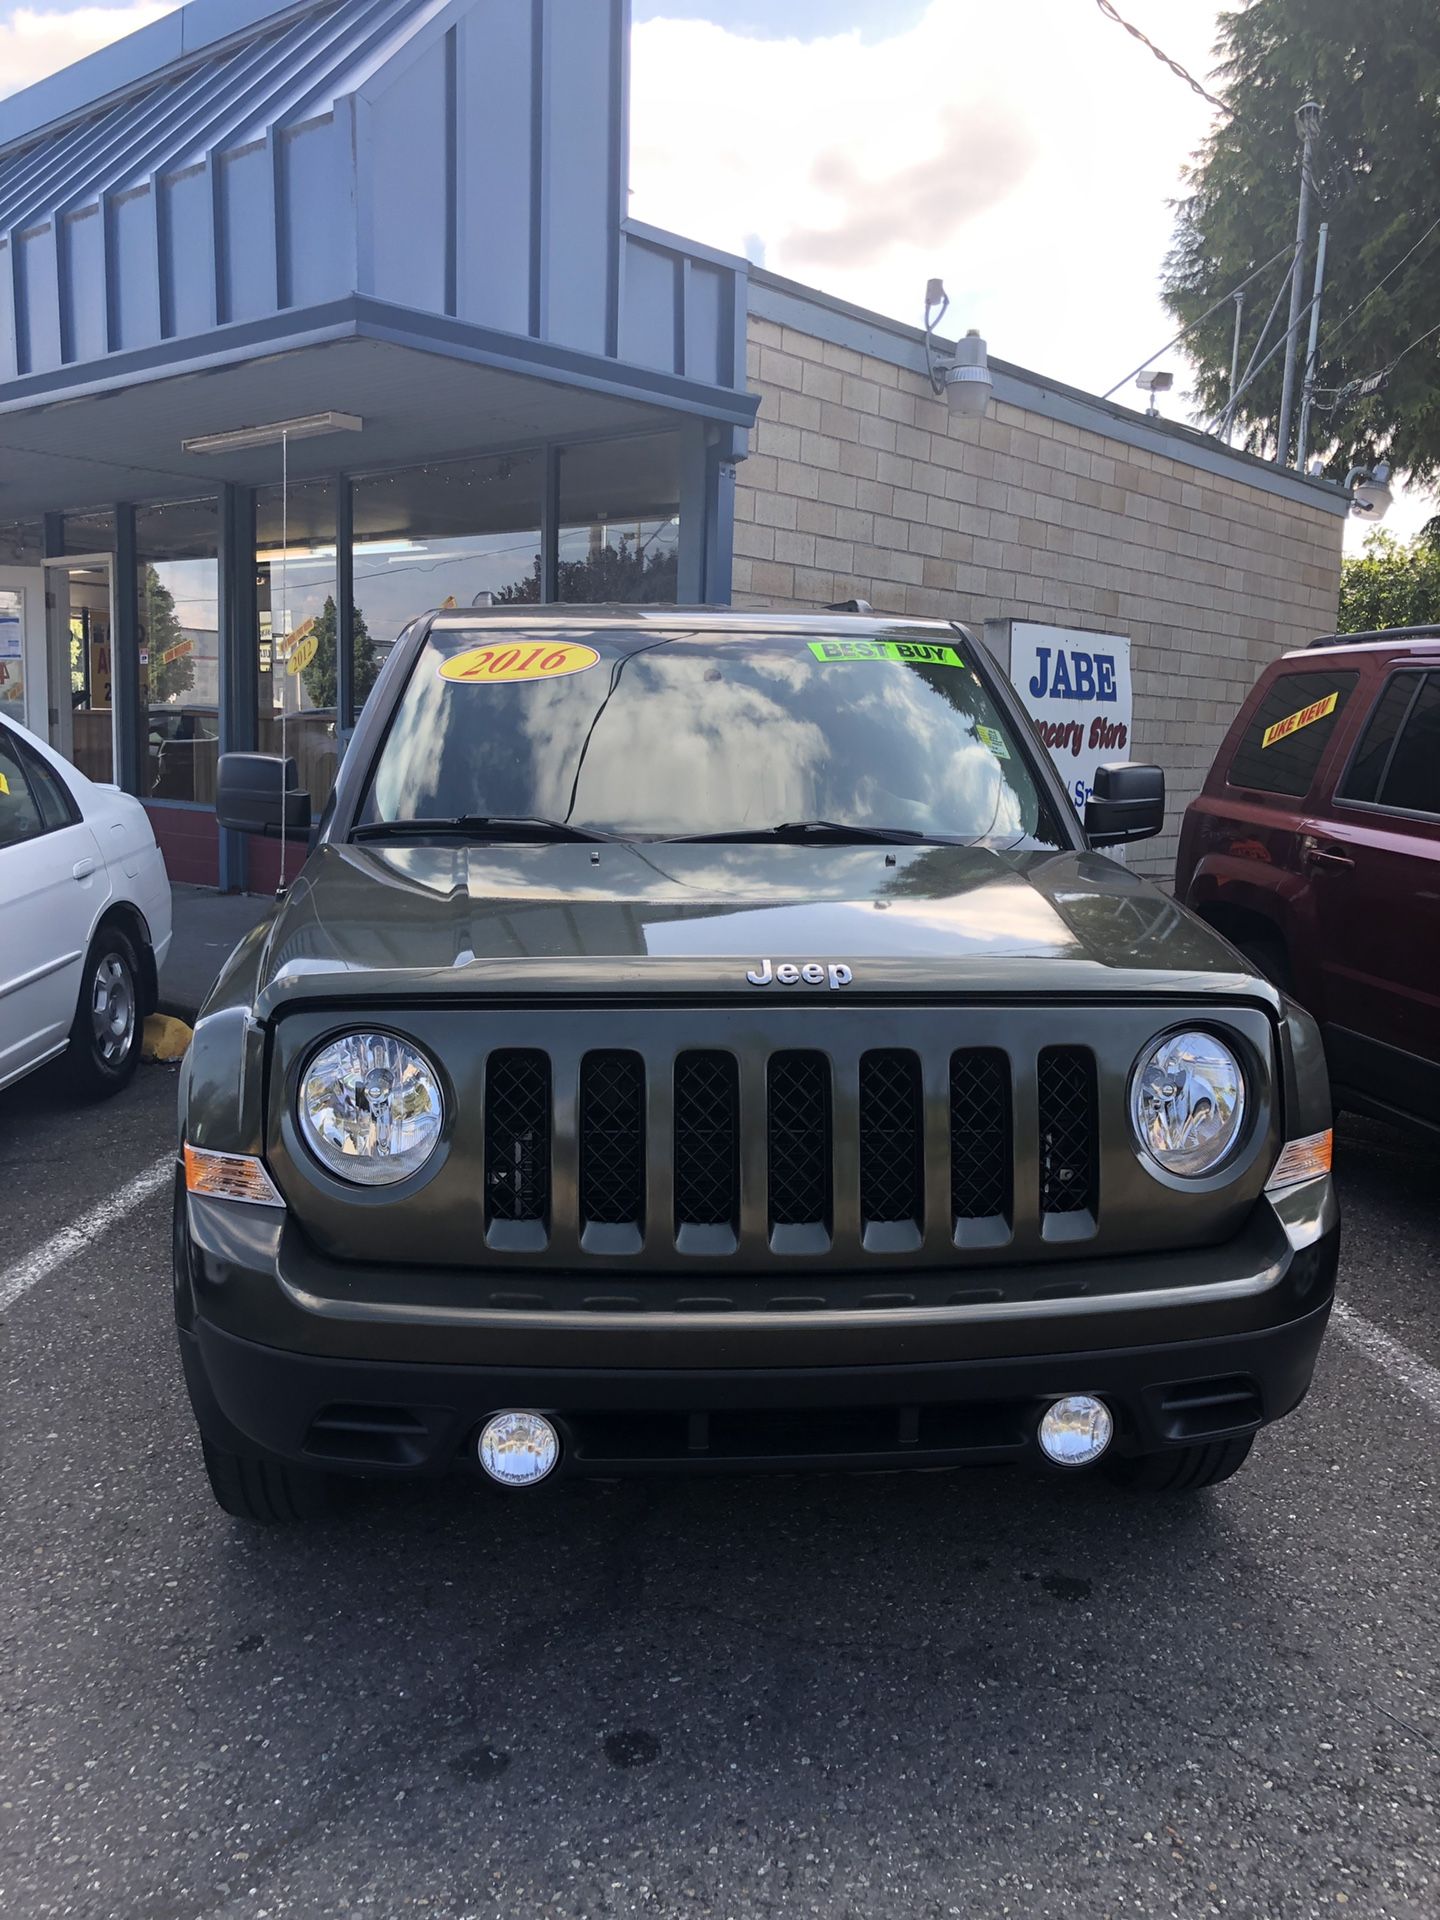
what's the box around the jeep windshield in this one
[356,623,1070,849]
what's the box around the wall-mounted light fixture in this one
[923,280,994,421]
[182,411,363,455]
[1136,368,1173,418]
[1344,460,1392,521]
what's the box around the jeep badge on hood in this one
[746,959,854,989]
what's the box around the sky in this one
[0,0,1432,542]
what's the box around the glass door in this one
[1,570,44,729]
[44,555,116,784]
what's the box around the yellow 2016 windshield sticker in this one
[440,641,600,685]
[808,638,965,668]
[1261,690,1338,749]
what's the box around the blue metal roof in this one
[0,0,752,427]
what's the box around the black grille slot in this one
[674,1051,739,1233]
[579,1050,646,1232]
[768,1051,832,1235]
[484,1049,550,1226]
[1038,1046,1098,1217]
[950,1049,1011,1222]
[859,1049,923,1235]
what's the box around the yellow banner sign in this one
[440,641,600,685]
[1262,690,1337,749]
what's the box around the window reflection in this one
[135,499,219,805]
[257,479,340,814]
[351,452,545,670]
[558,434,680,603]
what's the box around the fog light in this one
[1038,1394,1113,1467]
[478,1411,560,1487]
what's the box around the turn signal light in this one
[184,1144,284,1207]
[1265,1129,1333,1191]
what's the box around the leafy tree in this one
[1337,528,1440,633]
[138,565,196,702]
[494,534,679,604]
[298,594,380,710]
[1164,0,1440,479]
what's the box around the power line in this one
[1093,0,1231,116]
[1323,209,1440,354]
[1389,315,1440,370]
[1101,241,1295,399]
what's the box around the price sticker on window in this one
[440,642,600,685]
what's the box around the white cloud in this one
[630,2,1219,398]
[0,4,175,99]
[630,0,1436,541]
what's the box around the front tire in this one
[201,1440,335,1526]
[65,928,143,1098]
[1105,1433,1254,1493]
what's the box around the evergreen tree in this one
[494,533,678,605]
[299,594,381,710]
[138,565,196,702]
[1163,0,1440,478]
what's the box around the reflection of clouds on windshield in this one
[847,672,1029,838]
[367,636,1049,843]
[521,652,830,832]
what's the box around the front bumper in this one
[175,1175,1339,1478]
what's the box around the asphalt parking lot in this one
[1,1063,1436,1920]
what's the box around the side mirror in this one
[216,753,312,840]
[1085,762,1164,846]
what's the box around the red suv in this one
[1176,625,1440,1136]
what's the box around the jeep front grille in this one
[484,1049,550,1231]
[1038,1045,1099,1220]
[579,1050,646,1251]
[950,1048,1011,1226]
[474,1037,1098,1261]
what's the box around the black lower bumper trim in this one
[180,1299,1333,1479]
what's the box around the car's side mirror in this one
[1085,762,1165,846]
[216,753,312,841]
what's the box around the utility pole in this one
[1276,100,1322,467]
[1295,220,1329,470]
[1224,290,1246,443]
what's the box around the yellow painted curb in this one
[143,1014,193,1062]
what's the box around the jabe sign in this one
[1004,623,1133,816]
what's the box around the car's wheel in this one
[1105,1433,1255,1493]
[201,1440,335,1526]
[66,927,143,1097]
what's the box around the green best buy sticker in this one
[808,638,966,668]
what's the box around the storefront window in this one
[557,433,680,603]
[256,479,340,814]
[0,519,42,565]
[136,499,220,805]
[56,560,115,784]
[61,508,117,555]
[350,450,544,668]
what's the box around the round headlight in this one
[1130,1030,1246,1178]
[298,1032,444,1186]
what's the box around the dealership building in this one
[0,0,1348,888]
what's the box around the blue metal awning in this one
[0,0,755,476]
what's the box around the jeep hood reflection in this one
[251,841,1268,1009]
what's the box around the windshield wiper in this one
[352,814,615,844]
[664,819,953,846]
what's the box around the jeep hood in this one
[247,840,1268,1014]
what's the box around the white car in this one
[0,713,172,1097]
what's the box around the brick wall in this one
[733,314,1345,880]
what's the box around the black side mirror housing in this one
[216,753,312,841]
[1084,762,1165,846]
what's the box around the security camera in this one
[1136,370,1174,392]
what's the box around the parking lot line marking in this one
[0,1155,172,1315]
[1331,1300,1440,1419]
